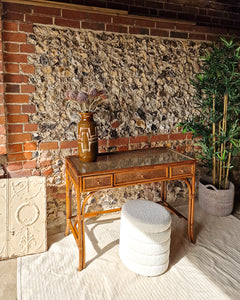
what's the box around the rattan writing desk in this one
[65,147,196,271]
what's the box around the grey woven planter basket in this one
[199,176,235,217]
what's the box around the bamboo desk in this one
[65,147,196,271]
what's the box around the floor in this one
[1,202,240,300]
[0,224,65,300]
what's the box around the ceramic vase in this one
[78,112,98,162]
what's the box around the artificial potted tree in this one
[179,37,240,216]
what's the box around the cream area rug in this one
[17,202,240,300]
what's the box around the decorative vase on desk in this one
[78,112,98,162]
[65,86,108,162]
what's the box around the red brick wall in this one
[0,0,7,156]
[0,1,238,178]
[47,0,240,31]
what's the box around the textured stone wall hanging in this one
[0,176,47,260]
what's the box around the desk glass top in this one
[67,147,194,176]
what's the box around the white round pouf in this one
[119,199,171,277]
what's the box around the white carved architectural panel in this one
[0,177,47,260]
[0,179,8,259]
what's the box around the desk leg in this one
[76,188,84,271]
[65,170,72,237]
[189,175,195,243]
[161,181,167,202]
[183,176,195,243]
[77,192,94,271]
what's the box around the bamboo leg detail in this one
[78,192,95,271]
[161,181,167,202]
[182,177,195,243]
[65,170,73,237]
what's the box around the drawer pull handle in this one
[141,174,145,179]
[97,180,100,185]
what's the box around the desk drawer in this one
[82,174,113,191]
[170,165,193,177]
[114,167,168,185]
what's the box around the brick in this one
[129,27,149,35]
[150,29,169,37]
[5,63,19,73]
[156,21,175,29]
[8,151,32,162]
[81,21,105,31]
[57,193,66,200]
[0,146,7,155]
[2,32,26,43]
[177,12,195,22]
[4,74,28,83]
[207,9,225,18]
[113,16,134,26]
[164,3,182,11]
[108,137,129,147]
[62,9,87,20]
[150,134,168,142]
[8,124,23,133]
[4,3,32,13]
[22,104,36,113]
[8,169,32,177]
[106,24,128,34]
[7,114,28,123]
[129,136,148,143]
[23,160,36,169]
[21,85,35,93]
[117,145,128,152]
[3,21,18,31]
[0,115,6,125]
[25,14,53,25]
[0,135,6,144]
[8,143,22,153]
[7,162,22,171]
[19,23,34,33]
[2,12,24,22]
[159,10,177,19]
[170,31,188,39]
[206,34,219,42]
[129,6,148,16]
[0,126,6,135]
[0,106,5,114]
[134,18,155,28]
[20,64,35,74]
[24,123,38,132]
[60,140,77,149]
[176,23,194,31]
[33,6,61,16]
[40,160,52,168]
[186,132,193,139]
[5,94,29,103]
[39,141,58,150]
[4,53,27,63]
[5,84,19,93]
[98,139,107,147]
[24,142,37,151]
[189,33,206,40]
[43,167,53,176]
[20,44,35,53]
[8,133,31,144]
[6,105,21,113]
[54,18,80,29]
[169,133,186,140]
[88,13,111,23]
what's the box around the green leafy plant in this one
[179,37,240,189]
